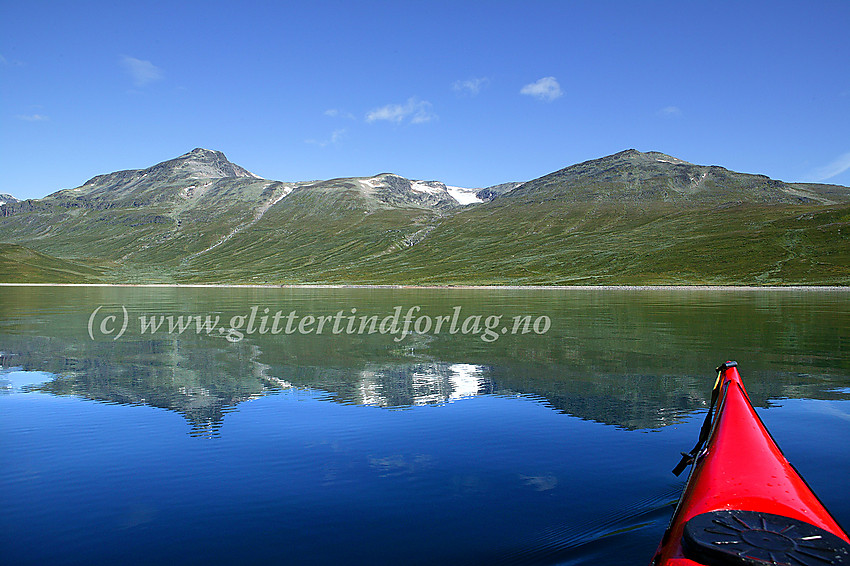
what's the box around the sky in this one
[1,0,849,200]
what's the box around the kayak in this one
[651,361,850,565]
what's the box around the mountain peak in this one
[603,149,693,166]
[56,148,264,203]
[179,147,226,160]
[503,149,841,205]
[167,148,262,179]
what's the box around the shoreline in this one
[1,282,848,291]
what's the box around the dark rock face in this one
[0,193,19,216]
[475,182,523,202]
[475,188,498,201]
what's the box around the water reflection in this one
[1,336,270,436]
[1,287,849,435]
[2,335,499,432]
[326,362,492,408]
[0,366,52,394]
[2,288,850,566]
[3,332,849,436]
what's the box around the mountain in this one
[504,149,848,205]
[0,149,484,280]
[0,150,289,277]
[67,147,261,195]
[45,147,276,207]
[38,148,489,211]
[0,193,18,206]
[366,150,850,285]
[1,148,849,285]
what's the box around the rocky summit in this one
[1,148,848,285]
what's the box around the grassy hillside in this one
[171,200,850,286]
[373,201,850,285]
[0,243,104,283]
[178,182,443,283]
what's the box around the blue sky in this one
[2,0,849,199]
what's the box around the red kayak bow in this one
[652,362,850,565]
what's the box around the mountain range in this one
[2,148,849,285]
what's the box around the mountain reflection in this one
[3,328,848,435]
[304,362,494,408]
[3,286,849,433]
[2,336,499,431]
[2,337,270,436]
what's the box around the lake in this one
[1,285,849,565]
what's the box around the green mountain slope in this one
[0,243,104,283]
[353,201,850,285]
[506,150,848,205]
[180,179,444,283]
[0,150,290,268]
[0,149,465,281]
[2,148,848,285]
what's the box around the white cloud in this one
[410,108,435,124]
[367,104,408,123]
[121,56,163,87]
[452,77,489,96]
[658,105,682,116]
[306,128,346,147]
[16,113,48,121]
[366,98,435,124]
[808,151,850,182]
[520,76,563,102]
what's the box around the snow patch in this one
[360,177,483,205]
[410,181,448,196]
[263,186,293,211]
[655,155,688,165]
[359,177,382,190]
[446,186,483,205]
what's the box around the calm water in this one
[1,286,849,565]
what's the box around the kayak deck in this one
[651,362,850,565]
